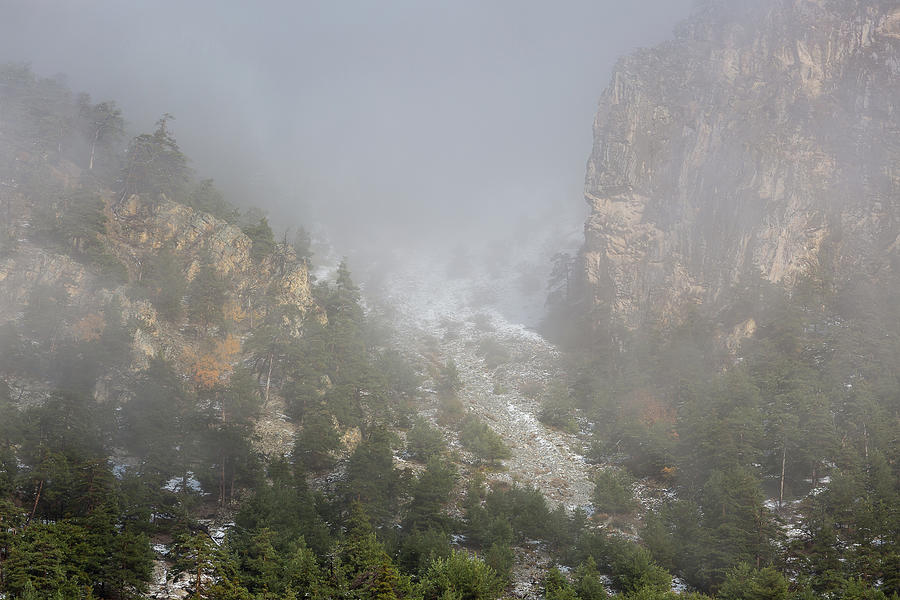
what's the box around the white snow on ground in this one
[162,473,203,494]
[197,519,235,546]
[376,249,596,510]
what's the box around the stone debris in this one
[378,252,596,509]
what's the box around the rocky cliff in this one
[0,165,317,404]
[582,0,900,330]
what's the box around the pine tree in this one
[403,456,457,533]
[189,260,228,334]
[121,114,189,202]
[343,428,400,526]
[293,408,342,472]
[418,550,503,600]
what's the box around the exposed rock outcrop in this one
[0,190,316,367]
[582,0,900,329]
[110,194,316,330]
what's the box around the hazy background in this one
[0,0,691,255]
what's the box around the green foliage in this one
[574,556,608,600]
[611,546,672,596]
[199,369,264,507]
[187,258,228,332]
[3,521,93,598]
[406,419,446,462]
[5,62,900,600]
[342,427,401,527]
[418,550,504,600]
[293,408,342,472]
[36,187,127,285]
[698,468,780,583]
[140,247,187,320]
[459,416,510,465]
[436,359,462,397]
[1,497,152,599]
[292,226,314,264]
[120,355,199,486]
[242,217,276,262]
[463,480,554,552]
[122,114,189,201]
[398,527,451,575]
[233,462,332,558]
[592,469,637,515]
[717,564,790,600]
[539,380,578,433]
[170,531,223,597]
[403,456,457,533]
[544,566,579,600]
[839,578,891,600]
[337,502,415,600]
[484,541,515,582]
[376,349,421,401]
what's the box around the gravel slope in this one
[378,253,596,511]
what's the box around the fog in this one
[0,0,690,255]
[4,4,900,596]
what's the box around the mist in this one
[0,0,691,256]
[4,2,900,597]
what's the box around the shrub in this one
[406,419,446,462]
[593,469,637,515]
[538,381,578,433]
[418,550,504,600]
[459,416,510,464]
[477,337,510,369]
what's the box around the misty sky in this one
[0,0,691,252]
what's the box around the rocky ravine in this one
[377,253,597,597]
[379,253,596,512]
[582,0,900,330]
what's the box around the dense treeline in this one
[544,249,900,597]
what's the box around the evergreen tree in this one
[544,566,579,600]
[78,98,123,173]
[343,428,401,526]
[592,469,637,515]
[121,114,189,201]
[406,419,447,463]
[403,456,457,533]
[141,247,187,321]
[418,550,504,600]
[242,217,276,262]
[574,556,608,600]
[121,355,199,488]
[293,408,342,472]
[188,258,228,333]
[717,564,790,600]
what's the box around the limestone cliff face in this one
[582,0,900,329]
[110,194,315,321]
[0,191,316,366]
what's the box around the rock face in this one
[110,194,316,324]
[0,191,316,366]
[582,0,900,329]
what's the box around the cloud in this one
[0,0,691,251]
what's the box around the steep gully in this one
[376,250,596,511]
[374,249,598,597]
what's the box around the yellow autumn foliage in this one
[188,334,242,390]
[223,299,247,324]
